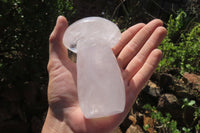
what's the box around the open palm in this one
[42,16,166,133]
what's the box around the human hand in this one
[42,16,166,133]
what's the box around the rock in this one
[166,68,181,77]
[128,115,137,125]
[143,115,155,133]
[175,73,200,101]
[137,90,158,109]
[151,72,160,84]
[157,94,182,122]
[158,94,179,108]
[183,106,195,126]
[143,80,160,97]
[160,73,174,92]
[126,125,144,133]
[174,84,195,99]
[183,72,200,90]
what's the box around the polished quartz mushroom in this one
[63,17,125,119]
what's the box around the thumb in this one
[49,16,68,60]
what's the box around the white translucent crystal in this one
[63,17,121,53]
[63,17,125,118]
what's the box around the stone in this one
[157,94,179,108]
[183,72,200,90]
[160,73,174,90]
[128,115,137,125]
[143,115,155,133]
[126,125,144,133]
[63,17,125,118]
[143,80,160,97]
[157,94,182,122]
[174,84,195,99]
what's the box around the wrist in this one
[42,108,74,133]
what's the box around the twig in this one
[120,0,129,17]
[112,1,123,18]
[150,0,170,14]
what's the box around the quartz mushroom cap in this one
[63,17,121,53]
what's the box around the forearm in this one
[42,108,74,133]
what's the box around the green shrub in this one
[0,0,75,91]
[143,104,181,133]
[143,99,200,133]
[158,11,200,74]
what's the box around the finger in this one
[49,16,68,60]
[123,26,167,81]
[128,49,162,95]
[117,19,163,68]
[112,23,145,56]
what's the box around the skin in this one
[42,16,167,133]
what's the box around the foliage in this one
[57,0,76,16]
[158,11,200,74]
[143,124,150,131]
[166,11,187,40]
[196,124,200,132]
[0,0,75,91]
[104,0,173,29]
[1,0,200,132]
[182,98,200,131]
[0,1,76,131]
[143,99,200,133]
[182,127,191,133]
[143,104,181,133]
[194,107,200,120]
[107,2,200,75]
[181,98,196,109]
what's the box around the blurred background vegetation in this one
[0,0,199,133]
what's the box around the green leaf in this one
[143,124,150,131]
[195,124,200,130]
[182,127,191,133]
[188,100,195,106]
